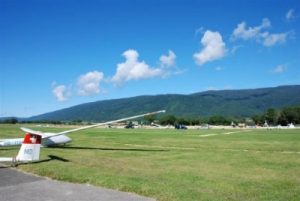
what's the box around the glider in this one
[0,110,165,147]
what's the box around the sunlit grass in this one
[1,124,300,201]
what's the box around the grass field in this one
[1,124,300,201]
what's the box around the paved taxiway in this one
[0,165,155,201]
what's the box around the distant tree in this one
[72,119,83,125]
[278,106,300,125]
[277,113,289,126]
[264,108,279,125]
[5,118,18,124]
[252,115,264,125]
[159,115,177,125]
[198,117,209,125]
[51,120,62,125]
[176,117,189,125]
[188,118,200,126]
[144,114,156,125]
[253,106,300,126]
[208,116,231,125]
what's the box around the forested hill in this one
[28,85,300,122]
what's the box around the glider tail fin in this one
[16,133,42,162]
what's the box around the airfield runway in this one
[0,165,155,201]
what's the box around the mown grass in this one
[1,124,300,201]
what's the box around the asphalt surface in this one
[0,165,155,201]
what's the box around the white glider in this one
[0,110,165,147]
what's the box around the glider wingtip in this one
[20,127,28,131]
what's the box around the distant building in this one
[238,123,245,128]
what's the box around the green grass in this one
[1,124,300,201]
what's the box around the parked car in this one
[124,122,134,129]
[174,124,187,129]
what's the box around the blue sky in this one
[1,0,299,117]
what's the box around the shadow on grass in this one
[0,155,69,168]
[49,146,169,152]
[18,155,70,166]
[0,147,19,151]
[0,165,10,169]
[34,154,70,163]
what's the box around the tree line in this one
[144,105,300,126]
[252,105,300,126]
[145,114,244,126]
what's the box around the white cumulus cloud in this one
[52,50,179,98]
[232,18,291,47]
[193,30,227,66]
[77,71,104,96]
[111,49,177,85]
[160,50,176,68]
[52,84,69,102]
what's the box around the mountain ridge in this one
[26,85,300,122]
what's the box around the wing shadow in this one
[18,154,70,166]
[0,155,70,168]
[33,154,70,163]
[0,147,19,151]
[0,165,10,169]
[49,146,169,152]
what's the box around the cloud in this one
[193,30,227,65]
[232,18,291,47]
[51,71,104,101]
[231,45,243,54]
[77,71,104,96]
[271,65,287,73]
[52,84,70,102]
[286,9,295,21]
[111,49,162,84]
[51,49,179,99]
[111,49,177,84]
[232,18,271,40]
[263,33,288,47]
[160,50,176,67]
[232,18,271,41]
